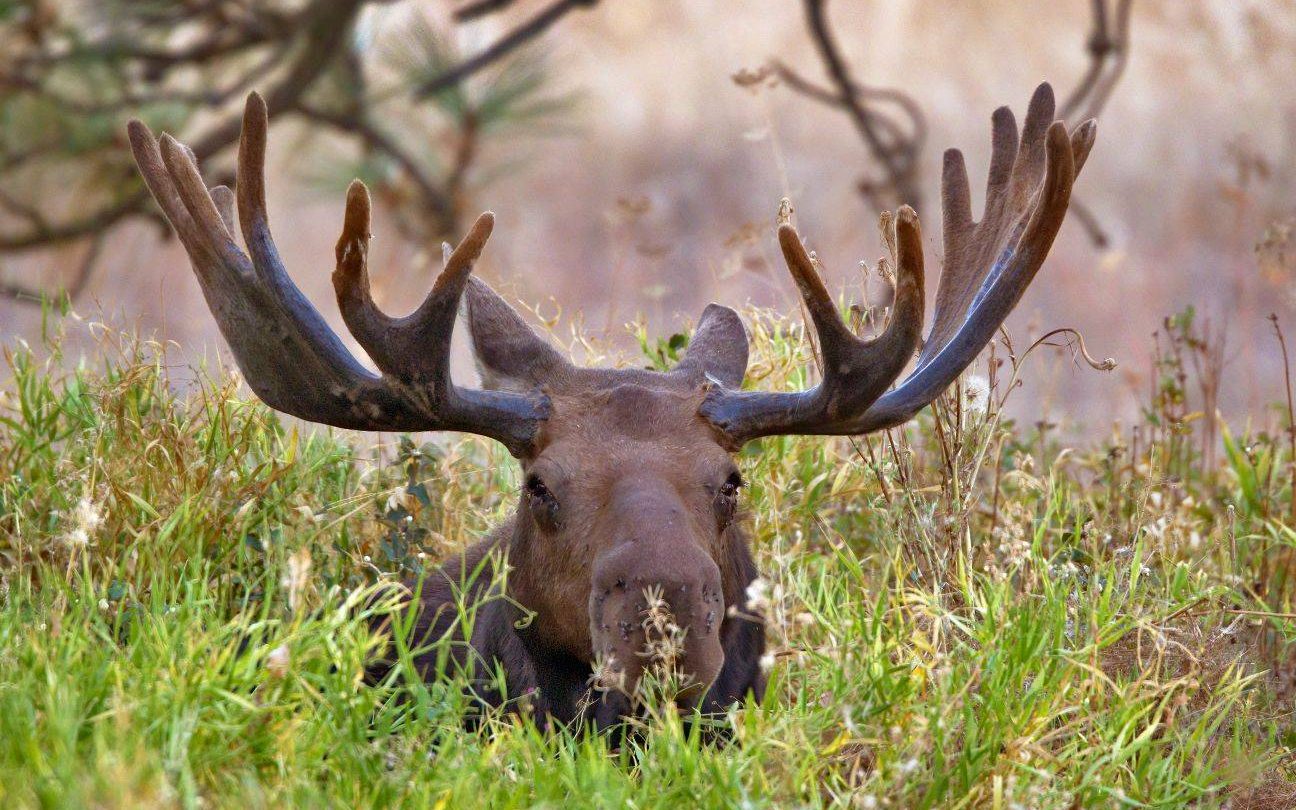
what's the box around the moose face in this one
[464,282,755,706]
[514,384,740,704]
[127,83,1095,726]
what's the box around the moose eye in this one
[715,471,743,527]
[719,472,743,498]
[525,474,561,531]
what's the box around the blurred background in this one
[2,1,1295,436]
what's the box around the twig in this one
[0,232,105,304]
[1060,0,1134,249]
[1068,198,1110,249]
[418,0,598,98]
[294,103,459,236]
[771,59,925,155]
[1270,314,1296,528]
[1060,0,1134,124]
[455,0,520,21]
[795,0,924,211]
[0,0,366,302]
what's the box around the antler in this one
[701,83,1097,444]
[127,93,548,457]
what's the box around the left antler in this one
[127,93,550,457]
[701,83,1097,444]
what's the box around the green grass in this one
[1,310,1294,808]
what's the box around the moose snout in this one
[588,540,726,710]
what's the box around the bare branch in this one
[1060,0,1134,123]
[782,0,927,213]
[0,0,367,291]
[455,0,520,22]
[417,0,599,98]
[771,60,916,154]
[295,103,461,237]
[1067,198,1110,249]
[0,233,105,305]
[0,0,569,304]
[779,0,1131,239]
[1059,0,1134,248]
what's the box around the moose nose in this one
[589,540,726,711]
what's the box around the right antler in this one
[701,83,1097,444]
[128,93,548,457]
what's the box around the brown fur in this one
[125,86,1091,733]
[368,322,767,729]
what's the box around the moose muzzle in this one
[586,479,726,720]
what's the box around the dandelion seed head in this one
[963,374,990,415]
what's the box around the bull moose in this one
[126,81,1095,730]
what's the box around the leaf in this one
[408,482,431,507]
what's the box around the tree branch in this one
[0,0,365,253]
[785,0,926,213]
[0,233,105,305]
[294,103,460,236]
[455,0,520,22]
[417,0,598,98]
[0,0,588,305]
[1060,0,1133,123]
[1060,0,1134,248]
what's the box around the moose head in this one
[127,82,1094,728]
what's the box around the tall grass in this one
[1,309,1294,808]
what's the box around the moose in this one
[126,82,1094,730]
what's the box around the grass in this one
[2,307,1295,808]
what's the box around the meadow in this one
[2,304,1294,809]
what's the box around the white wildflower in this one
[282,548,312,613]
[745,577,771,611]
[73,497,104,533]
[385,491,407,513]
[294,504,323,524]
[61,492,106,550]
[963,374,990,415]
[266,644,291,678]
[758,652,776,673]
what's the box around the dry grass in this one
[1,303,1295,806]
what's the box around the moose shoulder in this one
[127,83,1095,730]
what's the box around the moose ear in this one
[673,303,749,389]
[465,278,571,392]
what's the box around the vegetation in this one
[0,0,582,302]
[2,304,1295,808]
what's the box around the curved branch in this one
[417,0,599,98]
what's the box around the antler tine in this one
[332,178,496,385]
[846,116,1089,434]
[922,84,1091,369]
[210,185,237,234]
[700,206,924,443]
[128,122,233,279]
[333,182,513,428]
[700,82,1096,444]
[126,93,548,457]
[236,92,278,284]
